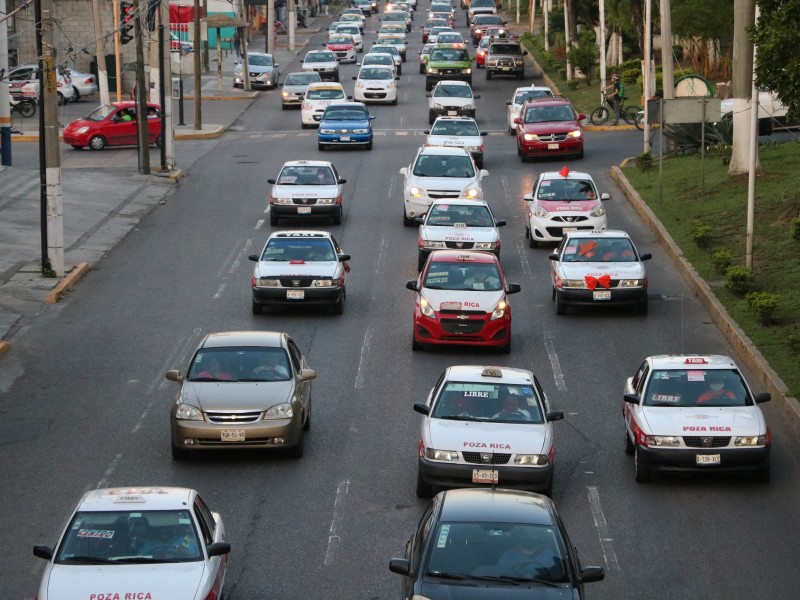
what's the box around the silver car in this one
[234,52,280,89]
[166,331,315,459]
[279,71,322,109]
[65,68,99,101]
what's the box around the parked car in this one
[233,52,280,88]
[62,102,162,151]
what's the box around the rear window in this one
[514,89,553,104]
[430,48,469,62]
[426,203,492,227]
[430,120,479,137]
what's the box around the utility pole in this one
[268,0,275,55]
[659,0,674,99]
[643,0,652,153]
[563,0,572,80]
[729,0,757,175]
[114,0,122,101]
[288,0,296,52]
[160,0,175,171]
[194,0,202,130]
[0,0,12,166]
[203,0,209,71]
[39,0,64,276]
[91,0,111,105]
[599,0,606,106]
[134,0,150,174]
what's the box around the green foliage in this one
[662,122,732,153]
[711,247,733,274]
[725,265,754,295]
[746,291,780,325]
[751,0,800,120]
[672,0,734,40]
[791,215,800,240]
[566,30,600,84]
[636,152,653,173]
[691,221,714,247]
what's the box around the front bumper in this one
[430,105,475,118]
[281,93,304,106]
[318,131,372,145]
[637,444,770,475]
[252,286,344,307]
[354,88,397,103]
[418,457,553,492]
[413,311,510,348]
[486,62,524,76]
[529,214,606,242]
[271,204,342,219]
[518,136,583,158]
[234,74,277,88]
[172,416,301,451]
[556,286,646,307]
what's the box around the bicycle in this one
[589,91,641,126]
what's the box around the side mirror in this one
[337,178,347,184]
[580,566,605,583]
[165,369,184,383]
[389,558,412,576]
[425,92,431,98]
[548,253,559,261]
[623,393,640,405]
[523,193,533,201]
[274,64,280,68]
[413,402,430,416]
[495,219,506,227]
[506,283,521,294]
[754,392,771,404]
[399,166,409,176]
[505,100,511,105]
[248,254,259,262]
[405,279,419,291]
[352,76,357,80]
[207,543,232,558]
[639,253,652,261]
[479,169,489,178]
[395,76,400,80]
[600,192,611,201]
[577,113,587,120]
[369,115,375,120]
[473,94,481,99]
[546,410,564,422]
[33,545,54,560]
[423,129,430,134]
[278,82,284,87]
[267,178,276,184]
[414,217,425,225]
[299,368,317,381]
[523,50,528,56]
[338,254,352,262]
[346,95,353,100]
[480,131,488,136]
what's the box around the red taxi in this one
[406,250,520,352]
[63,101,162,151]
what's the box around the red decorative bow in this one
[585,274,611,290]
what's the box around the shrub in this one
[691,221,714,247]
[636,151,653,173]
[791,215,800,240]
[621,68,640,84]
[566,31,599,84]
[746,291,779,325]
[711,247,732,273]
[725,265,754,294]
[788,330,800,356]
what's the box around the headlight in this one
[257,278,280,287]
[563,279,586,288]
[646,435,681,447]
[419,297,435,317]
[76,126,89,134]
[353,128,370,134]
[567,130,582,138]
[319,128,335,134]
[735,435,768,446]
[272,197,292,205]
[302,102,311,110]
[589,205,606,217]
[314,280,335,287]
[264,403,294,419]
[355,81,365,89]
[410,186,424,198]
[432,103,444,110]
[424,447,459,461]
[523,133,539,141]
[514,58,523,65]
[490,300,507,320]
[619,279,643,287]
[463,187,480,199]
[474,242,497,250]
[387,82,396,89]
[281,91,290,97]
[467,146,481,152]
[427,67,438,74]
[532,205,549,218]
[514,454,549,465]
[317,198,335,204]
[422,240,446,249]
[175,404,203,421]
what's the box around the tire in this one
[302,407,311,431]
[391,97,398,106]
[403,208,414,227]
[590,106,609,126]
[475,158,483,169]
[638,295,649,315]
[332,207,343,225]
[88,135,107,151]
[419,64,425,74]
[154,134,162,149]
[753,462,771,483]
[429,111,436,125]
[301,122,311,129]
[281,103,288,110]
[252,300,262,315]
[625,431,635,455]
[623,105,641,125]
[634,447,652,482]
[486,70,492,80]
[516,71,524,80]
[516,143,522,157]
[71,86,81,102]
[319,142,327,151]
[71,145,82,150]
[634,111,645,130]
[398,65,402,75]
[332,289,345,314]
[528,230,538,248]
[171,444,190,460]
[57,92,67,106]
[417,254,426,272]
[366,140,373,150]
[425,81,432,92]
[415,469,433,497]
[269,211,279,226]
[555,296,567,315]
[500,337,511,354]
[286,429,304,458]
[19,101,35,118]
[411,333,423,351]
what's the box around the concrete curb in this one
[183,92,259,101]
[610,165,800,433]
[45,262,90,304]
[174,125,226,140]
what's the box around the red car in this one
[476,35,491,67]
[406,250,520,352]
[515,96,586,161]
[63,101,162,151]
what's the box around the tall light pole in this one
[0,0,11,166]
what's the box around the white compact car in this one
[400,146,488,225]
[302,49,340,82]
[300,82,349,127]
[359,52,398,77]
[623,354,772,483]
[413,365,564,497]
[427,80,480,124]
[375,34,408,61]
[369,44,403,74]
[425,116,488,167]
[33,487,230,600]
[353,65,398,104]
[506,85,554,133]
[267,160,347,225]
[524,166,609,247]
[416,198,504,270]
[334,24,364,52]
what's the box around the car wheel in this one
[411,333,423,351]
[415,469,433,497]
[638,295,649,315]
[475,158,483,169]
[428,111,436,125]
[269,211,279,226]
[528,229,538,248]
[301,122,310,129]
[391,97,398,106]
[286,429,304,458]
[500,336,511,354]
[516,143,522,157]
[57,92,67,106]
[332,207,343,225]
[486,70,492,80]
[154,134,163,148]
[753,462,771,483]
[171,444,191,460]
[318,142,326,151]
[634,446,652,482]
[302,405,311,431]
[576,148,584,159]
[70,144,83,150]
[88,135,107,151]
[332,289,345,315]
[281,104,288,110]
[516,71,524,80]
[398,65,402,75]
[417,254,426,272]
[425,81,432,92]
[555,296,567,315]
[252,299,262,315]
[625,431,635,455]
[366,140,373,150]
[71,86,81,101]
[403,207,415,227]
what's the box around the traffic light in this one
[119,1,134,45]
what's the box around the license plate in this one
[548,143,560,149]
[472,469,499,484]
[593,290,611,300]
[562,227,577,233]
[340,135,350,141]
[696,454,721,465]
[221,429,245,442]
[297,206,312,214]
[500,67,511,71]
[287,290,305,299]
[447,110,458,116]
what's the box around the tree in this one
[567,30,600,83]
[751,0,800,121]
[672,0,734,76]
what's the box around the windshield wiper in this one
[189,377,234,382]
[438,415,475,421]
[59,556,113,564]
[427,571,468,580]
[470,575,562,587]
[424,284,445,289]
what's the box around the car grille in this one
[334,51,350,58]
[536,133,569,142]
[365,92,387,98]
[206,411,262,424]
[428,190,462,199]
[249,72,262,77]
[292,197,318,205]
[496,58,516,66]
[279,277,315,287]
[439,68,462,75]
[441,319,484,334]
[463,452,511,464]
[545,224,595,237]
[444,241,475,249]
[439,308,484,315]
[683,436,732,448]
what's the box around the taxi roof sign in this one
[481,367,503,378]
[456,255,475,261]
[684,357,709,364]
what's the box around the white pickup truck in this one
[721,90,790,135]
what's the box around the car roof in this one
[429,199,490,210]
[418,145,472,157]
[280,159,334,168]
[538,167,594,181]
[431,116,478,123]
[76,487,197,512]
[563,229,631,241]
[522,95,574,107]
[439,489,557,525]
[248,51,273,57]
[201,331,286,348]
[445,364,533,384]
[645,355,739,370]
[269,230,333,240]
[323,101,367,109]
[514,85,553,94]
[427,249,498,264]
[306,82,345,90]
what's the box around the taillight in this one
[202,590,220,600]
[251,276,256,287]
[634,424,648,447]
[548,446,555,464]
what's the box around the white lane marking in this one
[213,283,227,299]
[227,239,250,275]
[354,327,373,389]
[148,327,203,395]
[96,454,122,489]
[516,240,531,276]
[324,480,351,566]
[264,205,270,214]
[587,486,620,571]
[372,238,387,300]
[401,113,405,128]
[544,335,567,392]
[255,219,264,230]
[218,240,244,279]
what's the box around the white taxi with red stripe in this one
[524,166,609,247]
[413,365,564,498]
[623,355,772,483]
[33,487,230,600]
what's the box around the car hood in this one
[304,61,337,69]
[427,134,483,147]
[182,380,292,411]
[319,118,370,129]
[409,176,480,192]
[535,199,600,214]
[420,225,498,243]
[640,406,765,436]
[64,119,96,132]
[358,79,393,86]
[327,43,354,50]
[558,261,646,280]
[272,183,340,198]
[426,418,547,454]
[422,288,504,312]
[42,562,208,600]
[283,83,310,93]
[521,121,580,134]
[245,65,275,73]
[255,261,340,278]
[430,96,475,108]
[418,580,577,599]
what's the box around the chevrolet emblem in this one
[456,242,464,248]
[456,314,469,320]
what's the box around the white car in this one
[427,25,454,44]
[436,30,464,44]
[326,33,357,63]
[549,229,651,315]
[524,167,609,247]
[427,80,479,124]
[425,116,487,167]
[359,52,398,77]
[233,51,280,88]
[353,65,398,104]
[249,230,350,313]
[334,23,364,52]
[302,50,340,82]
[267,160,347,225]
[300,82,349,127]
[279,70,322,109]
[20,77,76,105]
[416,198,504,270]
[506,85,554,133]
[381,10,411,31]
[375,34,408,61]
[369,44,403,74]
[400,146,488,225]
[65,68,99,101]
[623,354,772,483]
[33,487,231,600]
[413,365,564,497]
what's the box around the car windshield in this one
[337,26,359,35]
[276,165,336,185]
[424,522,568,583]
[413,154,475,178]
[474,15,502,24]
[432,382,543,423]
[426,203,493,227]
[54,510,202,564]
[84,105,118,121]
[324,106,368,120]
[384,13,404,20]
[435,84,472,98]
[491,44,521,54]
[524,105,575,123]
[430,48,468,61]
[438,33,462,42]
[360,67,394,80]
[249,55,273,66]
[285,72,320,85]
[328,36,352,44]
[471,0,495,6]
[306,88,345,100]
[423,261,502,291]
[364,55,392,65]
[372,46,398,56]
[306,52,334,62]
[643,369,751,407]
[560,237,637,263]
[261,238,337,262]
[514,89,553,104]
[425,19,448,28]
[187,346,292,382]
[536,178,596,202]
[430,120,479,137]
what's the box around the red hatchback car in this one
[406,250,520,352]
[63,101,162,151]
[515,96,586,161]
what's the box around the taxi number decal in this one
[278,176,297,183]
[427,271,448,277]
[464,442,511,449]
[683,426,732,432]
[687,370,706,381]
[651,394,680,403]
[265,248,285,253]
[437,524,450,548]
[90,594,153,600]
[78,529,115,539]
[426,277,448,284]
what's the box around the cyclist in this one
[603,72,622,125]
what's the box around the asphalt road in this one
[2,7,800,600]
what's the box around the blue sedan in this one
[318,102,374,150]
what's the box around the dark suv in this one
[485,40,527,80]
